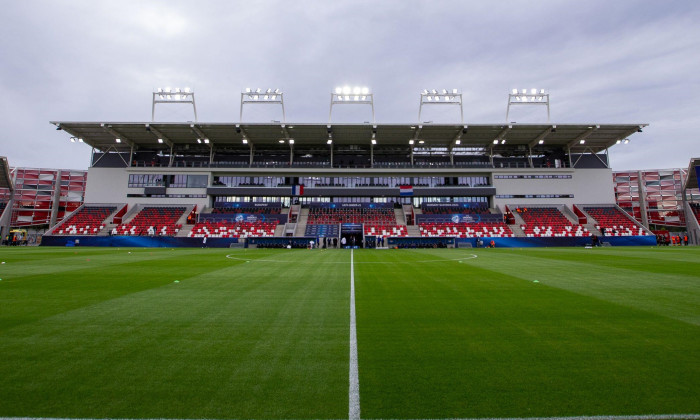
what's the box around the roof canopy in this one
[52,121,646,155]
[0,157,13,191]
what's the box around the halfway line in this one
[349,249,360,420]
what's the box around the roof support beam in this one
[528,125,555,149]
[100,124,134,148]
[567,125,598,149]
[146,124,175,166]
[494,125,511,144]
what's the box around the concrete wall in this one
[86,166,615,211]
[493,168,615,208]
[85,167,210,208]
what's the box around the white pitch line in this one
[1,414,698,420]
[349,249,361,420]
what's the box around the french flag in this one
[399,185,413,196]
[291,184,304,196]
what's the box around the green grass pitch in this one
[0,246,699,419]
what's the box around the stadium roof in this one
[685,157,700,190]
[0,157,13,191]
[51,121,647,154]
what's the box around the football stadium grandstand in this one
[2,88,699,247]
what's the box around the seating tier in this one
[419,222,513,238]
[115,206,185,236]
[55,205,116,236]
[189,221,276,238]
[517,207,590,237]
[584,206,649,236]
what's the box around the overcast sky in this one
[1,0,698,171]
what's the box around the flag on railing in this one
[399,185,413,196]
[291,184,305,196]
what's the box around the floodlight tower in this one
[506,88,550,122]
[418,89,463,123]
[240,88,285,123]
[152,87,197,121]
[329,86,374,123]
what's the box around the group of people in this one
[656,234,689,246]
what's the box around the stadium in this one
[0,84,698,420]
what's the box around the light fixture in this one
[289,139,294,144]
[242,138,248,144]
[538,139,544,145]
[616,139,621,144]
[327,139,332,145]
[512,89,518,94]
[197,138,202,144]
[158,138,163,143]
[115,138,121,143]
[70,137,76,143]
[409,140,415,145]
[624,139,630,144]
[78,138,83,142]
[501,139,506,144]
[278,140,284,143]
[343,86,351,94]
[580,139,586,144]
[204,138,209,144]
[455,139,461,145]
[371,139,377,145]
[493,139,499,144]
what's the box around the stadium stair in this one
[176,224,194,237]
[406,225,421,236]
[294,208,309,236]
[394,208,406,225]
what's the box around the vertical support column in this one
[49,170,62,228]
[637,170,650,229]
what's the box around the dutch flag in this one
[291,184,305,196]
[399,185,413,196]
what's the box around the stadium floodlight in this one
[624,139,630,144]
[152,87,197,121]
[539,139,545,145]
[288,139,294,144]
[278,140,284,143]
[506,88,550,122]
[242,138,248,144]
[493,139,499,144]
[455,139,461,145]
[580,139,586,144]
[196,139,202,144]
[78,138,83,142]
[418,88,463,124]
[115,138,121,143]
[409,139,415,145]
[371,139,377,145]
[327,139,333,145]
[329,86,374,123]
[203,138,209,144]
[158,138,163,144]
[70,137,76,142]
[501,139,506,144]
[240,87,286,122]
